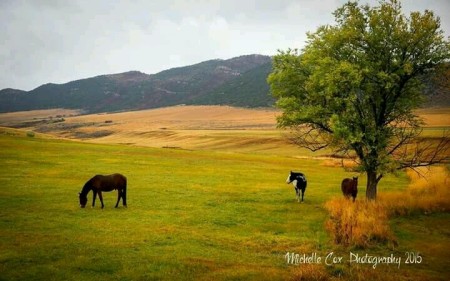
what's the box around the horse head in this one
[286,171,296,184]
[79,192,87,208]
[287,171,306,184]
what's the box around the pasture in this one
[0,106,449,280]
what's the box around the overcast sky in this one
[1,0,449,91]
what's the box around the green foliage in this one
[188,62,275,107]
[268,0,450,198]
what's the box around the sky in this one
[1,0,449,91]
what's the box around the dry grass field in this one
[62,105,284,151]
[0,106,299,155]
[0,108,81,126]
[1,105,447,156]
[65,105,279,130]
[416,108,450,128]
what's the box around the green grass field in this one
[0,128,449,280]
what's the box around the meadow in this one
[0,106,449,280]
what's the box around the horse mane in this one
[80,177,94,197]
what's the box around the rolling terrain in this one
[0,105,449,280]
[1,56,448,114]
[0,124,449,280]
[0,55,274,113]
[0,105,448,156]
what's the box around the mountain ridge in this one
[0,54,274,113]
[1,54,448,113]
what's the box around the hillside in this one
[188,62,274,107]
[1,105,448,157]
[0,55,273,113]
[0,55,448,113]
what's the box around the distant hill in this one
[0,55,274,113]
[0,54,448,113]
[188,62,274,107]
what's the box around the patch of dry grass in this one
[380,166,450,216]
[324,166,450,248]
[415,108,450,127]
[324,198,395,248]
[0,108,80,126]
[288,263,433,281]
[321,158,358,169]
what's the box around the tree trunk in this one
[366,171,379,200]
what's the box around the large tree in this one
[268,0,449,200]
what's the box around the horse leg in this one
[295,187,300,202]
[92,191,97,207]
[115,190,122,208]
[301,188,305,203]
[98,191,104,209]
[122,186,127,207]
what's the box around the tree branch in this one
[284,125,330,152]
[395,130,450,170]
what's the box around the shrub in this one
[380,166,450,216]
[324,166,449,248]
[26,131,35,138]
[324,198,395,248]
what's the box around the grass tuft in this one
[324,166,450,249]
[324,198,394,248]
[380,166,450,216]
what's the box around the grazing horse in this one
[341,176,358,202]
[286,171,307,202]
[79,173,127,208]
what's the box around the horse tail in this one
[122,176,127,206]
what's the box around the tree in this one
[268,0,450,200]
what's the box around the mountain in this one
[0,54,274,113]
[188,62,274,107]
[0,54,448,114]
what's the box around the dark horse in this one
[341,176,358,202]
[286,171,307,202]
[79,173,127,208]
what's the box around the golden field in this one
[1,105,448,156]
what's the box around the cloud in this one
[1,0,448,91]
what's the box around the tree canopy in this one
[268,0,450,200]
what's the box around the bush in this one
[324,166,449,248]
[26,131,35,138]
[324,198,395,248]
[380,166,450,216]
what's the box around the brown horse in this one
[341,176,358,202]
[79,173,127,208]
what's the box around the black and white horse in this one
[286,171,307,202]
